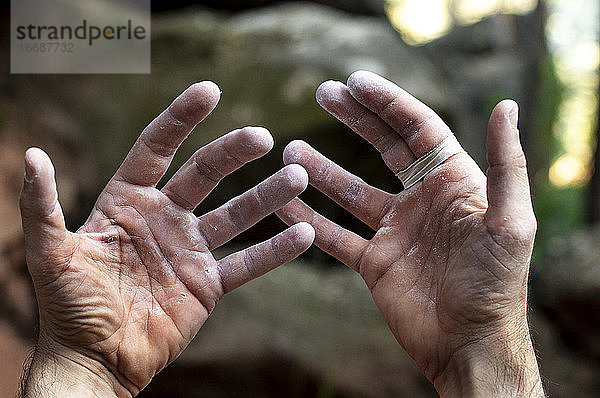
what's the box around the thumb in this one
[20,148,68,274]
[485,101,537,241]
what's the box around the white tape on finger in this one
[396,135,464,190]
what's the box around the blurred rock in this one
[0,321,30,397]
[141,261,436,397]
[153,0,385,15]
[0,2,586,396]
[529,309,600,397]
[7,2,446,241]
[535,224,600,362]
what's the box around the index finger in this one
[346,71,451,157]
[113,81,221,187]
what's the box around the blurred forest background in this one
[0,0,599,396]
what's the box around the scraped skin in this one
[277,71,544,397]
[19,82,315,397]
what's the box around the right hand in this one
[20,82,315,397]
[277,71,543,397]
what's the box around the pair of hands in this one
[20,71,543,397]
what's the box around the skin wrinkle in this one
[241,247,258,283]
[347,108,373,132]
[373,129,400,153]
[196,219,218,250]
[487,152,528,170]
[193,153,224,184]
[324,224,345,256]
[140,133,179,160]
[472,241,512,284]
[36,235,78,289]
[485,225,530,265]
[147,280,186,343]
[21,184,59,220]
[221,132,250,166]
[379,135,411,172]
[360,239,396,290]
[481,234,522,273]
[55,346,124,394]
[223,200,244,238]
[417,214,444,303]
[485,207,536,247]
[20,81,318,397]
[43,332,137,396]
[340,177,364,207]
[161,189,195,212]
[106,197,221,314]
[315,157,335,185]
[374,195,394,230]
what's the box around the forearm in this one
[434,327,544,398]
[20,336,132,398]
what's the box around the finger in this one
[217,222,315,293]
[283,140,392,229]
[346,71,451,157]
[198,164,309,249]
[276,198,368,272]
[161,127,274,210]
[316,80,416,172]
[113,81,221,187]
[19,148,68,273]
[485,100,536,236]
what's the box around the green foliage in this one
[532,183,585,265]
[530,57,573,265]
[535,57,566,164]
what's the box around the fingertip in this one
[24,147,54,183]
[293,221,316,246]
[494,99,518,113]
[281,163,309,193]
[315,80,345,105]
[173,81,221,125]
[191,80,221,102]
[490,99,519,130]
[282,140,310,165]
[347,70,381,91]
[237,126,274,155]
[487,99,522,166]
[348,70,374,82]
[20,147,64,231]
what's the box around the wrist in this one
[21,333,135,398]
[433,325,544,398]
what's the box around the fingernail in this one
[508,104,519,130]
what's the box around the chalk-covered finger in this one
[316,80,416,172]
[276,198,368,272]
[283,140,392,229]
[217,222,315,293]
[198,164,308,249]
[113,82,221,187]
[485,100,536,241]
[19,148,69,277]
[162,127,273,210]
[347,71,451,157]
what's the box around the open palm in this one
[277,71,537,389]
[20,82,314,396]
